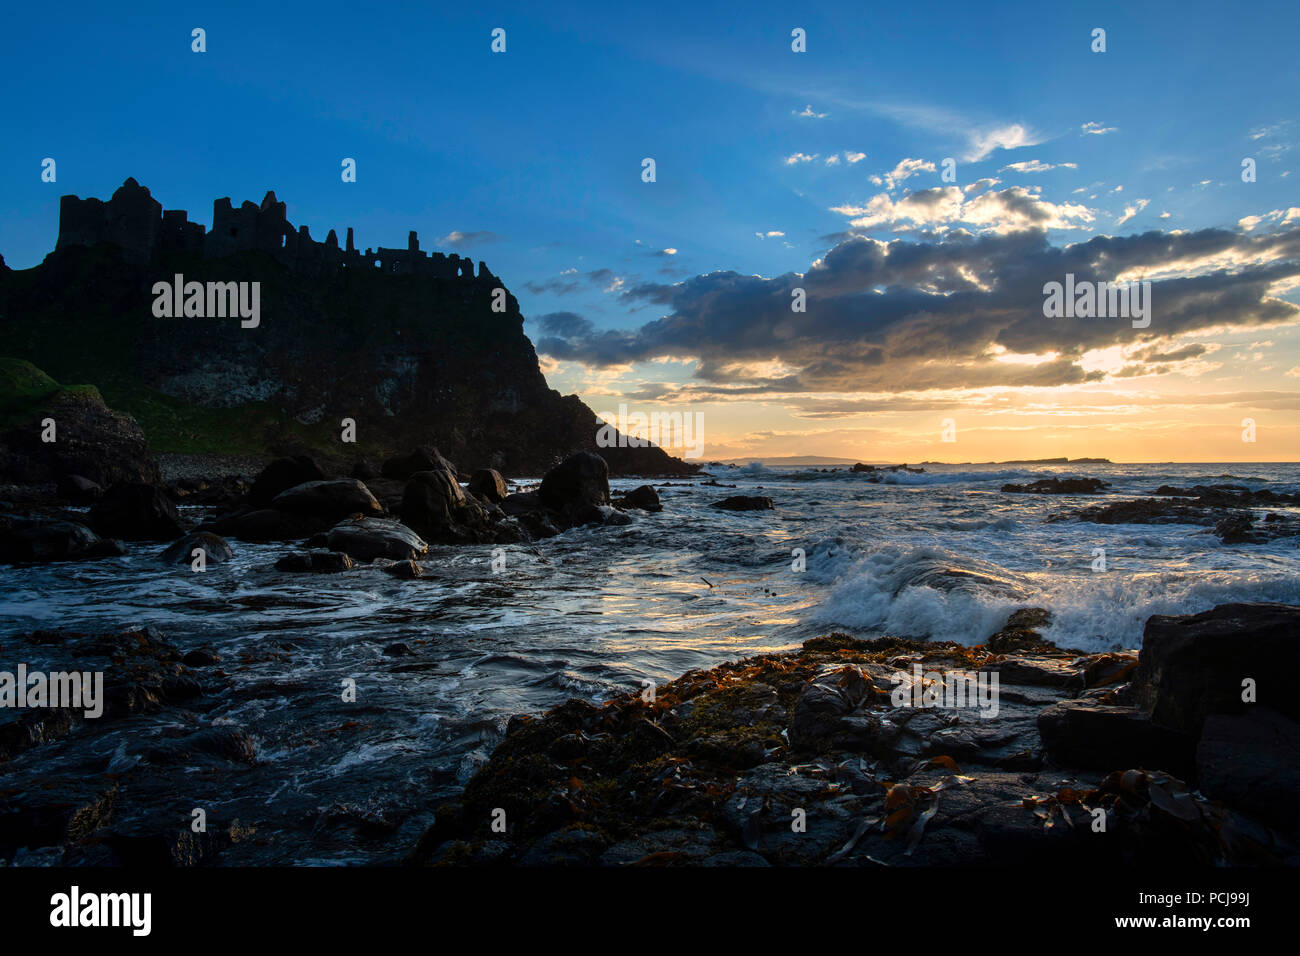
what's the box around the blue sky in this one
[3,0,1299,461]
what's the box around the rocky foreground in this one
[410,603,1300,867]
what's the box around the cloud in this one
[438,230,500,248]
[755,231,785,239]
[873,158,936,190]
[844,151,867,164]
[1115,199,1151,226]
[965,124,1042,161]
[536,227,1300,398]
[1001,160,1079,173]
[1081,122,1117,136]
[793,104,828,118]
[830,185,1095,234]
[784,152,818,165]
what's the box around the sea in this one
[1,461,1297,863]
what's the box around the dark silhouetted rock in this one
[538,452,610,514]
[1196,707,1300,830]
[274,549,356,573]
[382,447,458,481]
[198,508,318,542]
[1037,701,1195,778]
[88,482,185,541]
[159,531,234,565]
[468,468,509,503]
[618,485,662,512]
[711,495,775,511]
[0,515,124,563]
[57,474,102,501]
[1001,477,1109,494]
[249,456,326,507]
[1134,602,1300,734]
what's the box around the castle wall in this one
[56,178,496,281]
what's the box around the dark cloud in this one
[535,228,1300,393]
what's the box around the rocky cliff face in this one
[0,181,696,478]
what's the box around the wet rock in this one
[788,665,876,751]
[402,469,489,542]
[199,507,319,542]
[383,559,424,579]
[468,468,509,503]
[351,458,380,481]
[159,531,234,564]
[325,516,428,562]
[271,479,383,522]
[617,484,662,512]
[88,482,185,540]
[0,515,124,563]
[1135,602,1300,733]
[1051,498,1213,527]
[710,495,775,511]
[249,455,326,507]
[1001,477,1109,494]
[274,549,356,572]
[384,642,416,657]
[56,473,102,501]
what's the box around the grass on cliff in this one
[0,357,104,427]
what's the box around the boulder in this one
[1134,602,1300,734]
[88,482,185,541]
[159,531,234,565]
[618,484,662,512]
[382,447,459,481]
[198,508,318,543]
[468,468,509,503]
[325,516,428,562]
[402,469,491,542]
[249,456,326,507]
[711,495,774,511]
[271,479,383,522]
[56,474,102,501]
[1037,702,1195,778]
[0,515,124,563]
[538,452,610,514]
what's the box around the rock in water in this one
[468,468,509,503]
[0,515,124,563]
[1001,477,1109,494]
[249,456,326,507]
[711,495,774,511]
[618,485,662,512]
[271,479,383,522]
[325,516,428,561]
[538,452,610,514]
[159,531,234,565]
[89,482,185,540]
